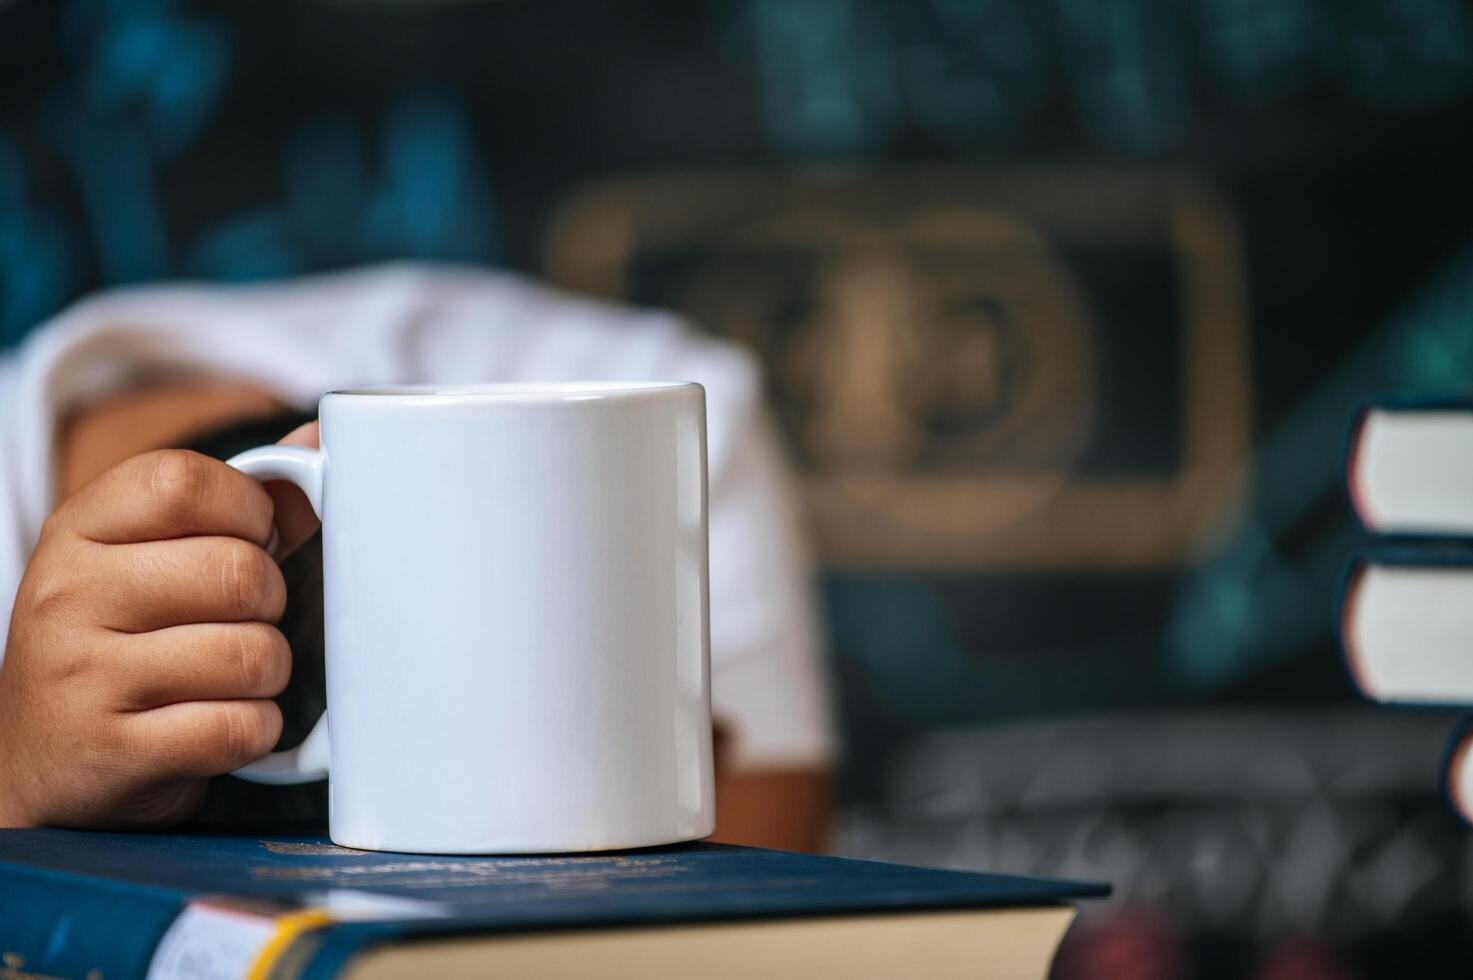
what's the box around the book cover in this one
[0,830,1108,979]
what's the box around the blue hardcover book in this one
[0,830,1107,980]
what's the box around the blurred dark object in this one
[839,709,1472,980]
[4,1,1473,975]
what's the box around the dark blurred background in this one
[4,1,1473,976]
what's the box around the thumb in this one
[265,420,321,560]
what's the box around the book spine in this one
[0,864,183,979]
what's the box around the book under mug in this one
[0,830,1107,979]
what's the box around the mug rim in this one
[324,381,701,401]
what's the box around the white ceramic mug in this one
[225,382,714,854]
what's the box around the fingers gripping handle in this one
[226,445,329,785]
[231,444,325,513]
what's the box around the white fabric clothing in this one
[0,263,832,770]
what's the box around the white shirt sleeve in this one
[0,263,836,772]
[707,407,836,771]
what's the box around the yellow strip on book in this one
[246,909,335,980]
[145,903,333,980]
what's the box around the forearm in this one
[710,768,832,853]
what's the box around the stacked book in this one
[0,830,1106,979]
[1343,400,1473,821]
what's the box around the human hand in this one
[0,423,321,828]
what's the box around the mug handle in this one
[225,444,331,785]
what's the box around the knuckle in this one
[217,702,279,765]
[146,451,214,517]
[37,510,68,546]
[235,625,289,695]
[219,542,275,618]
[22,562,78,621]
[47,631,105,687]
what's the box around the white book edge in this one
[1342,563,1473,705]
[1350,409,1473,533]
[1446,726,1473,827]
